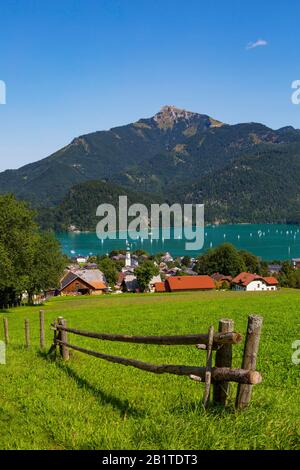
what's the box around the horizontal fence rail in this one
[55,338,261,385]
[54,325,242,347]
[50,315,263,410]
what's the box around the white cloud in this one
[246,39,268,50]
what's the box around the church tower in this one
[125,242,131,268]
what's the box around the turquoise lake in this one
[56,224,300,261]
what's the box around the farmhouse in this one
[231,272,278,291]
[60,269,107,295]
[164,275,215,292]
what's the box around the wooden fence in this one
[2,310,46,350]
[50,315,263,410]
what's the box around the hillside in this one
[37,180,163,231]
[1,291,299,449]
[1,105,300,225]
[177,143,300,224]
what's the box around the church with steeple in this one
[121,241,137,273]
[125,243,132,268]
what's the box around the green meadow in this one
[0,289,299,450]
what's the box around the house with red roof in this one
[60,269,107,295]
[163,275,215,292]
[231,272,279,291]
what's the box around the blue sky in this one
[1,0,300,171]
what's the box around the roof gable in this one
[232,272,279,287]
[262,277,279,286]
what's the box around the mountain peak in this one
[153,105,224,130]
[154,105,199,123]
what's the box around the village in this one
[55,244,282,298]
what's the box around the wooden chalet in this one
[60,269,107,296]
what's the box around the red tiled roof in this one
[263,277,279,286]
[87,281,107,290]
[154,282,166,292]
[166,275,215,291]
[231,272,260,286]
[232,272,279,287]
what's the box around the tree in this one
[25,233,66,305]
[239,250,260,273]
[133,249,149,257]
[0,195,66,307]
[278,261,297,288]
[135,261,159,292]
[259,260,270,276]
[0,195,37,307]
[195,243,246,277]
[97,256,118,287]
[181,256,191,267]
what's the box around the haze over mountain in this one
[1,105,300,228]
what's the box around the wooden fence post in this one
[235,315,263,410]
[58,317,69,361]
[203,325,214,408]
[213,319,234,406]
[39,310,45,350]
[25,319,30,348]
[3,317,9,345]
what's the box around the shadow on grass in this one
[38,351,244,419]
[38,350,146,419]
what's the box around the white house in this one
[231,272,279,291]
[292,258,300,270]
[161,252,174,263]
[149,274,162,292]
[76,256,88,264]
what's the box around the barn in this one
[164,275,215,292]
[60,269,107,295]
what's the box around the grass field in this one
[0,289,299,450]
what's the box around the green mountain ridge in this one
[1,105,300,227]
[37,180,163,231]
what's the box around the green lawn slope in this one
[0,289,299,450]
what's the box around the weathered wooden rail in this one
[50,315,263,410]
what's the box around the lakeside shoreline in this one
[55,223,300,261]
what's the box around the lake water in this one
[56,224,300,261]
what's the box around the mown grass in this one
[0,289,299,450]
